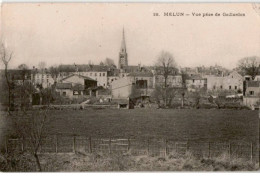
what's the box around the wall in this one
[111,77,133,99]
[56,89,74,99]
[205,71,243,92]
[107,76,120,87]
[243,97,260,108]
[154,75,182,88]
[245,86,260,97]
[78,72,108,88]
[128,76,154,89]
[32,73,55,88]
[186,79,206,91]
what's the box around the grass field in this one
[45,108,259,144]
[1,108,259,171]
[1,152,258,171]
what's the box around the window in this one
[136,80,148,89]
[220,85,223,89]
[235,86,237,90]
[100,73,101,76]
[213,85,216,89]
[249,91,254,95]
[229,86,231,90]
[62,92,66,96]
[192,79,195,83]
[95,73,97,76]
[103,73,106,76]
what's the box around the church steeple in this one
[120,28,126,53]
[118,28,128,69]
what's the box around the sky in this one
[1,3,260,69]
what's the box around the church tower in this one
[118,28,128,69]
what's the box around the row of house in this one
[1,28,259,108]
[1,65,260,108]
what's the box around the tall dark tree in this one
[155,51,177,88]
[180,71,189,108]
[154,51,178,107]
[49,66,60,84]
[103,58,116,67]
[237,56,260,80]
[17,64,31,112]
[13,109,50,171]
[0,44,13,113]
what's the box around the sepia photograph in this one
[0,2,260,172]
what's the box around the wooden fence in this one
[4,135,258,162]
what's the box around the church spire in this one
[120,28,126,53]
[118,28,128,69]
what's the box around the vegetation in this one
[5,109,255,144]
[0,44,13,113]
[237,56,260,80]
[154,51,178,107]
[0,151,258,171]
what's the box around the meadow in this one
[2,108,259,171]
[45,108,259,143]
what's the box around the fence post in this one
[127,138,130,152]
[208,142,211,158]
[187,140,190,152]
[228,141,231,159]
[55,135,58,153]
[147,138,150,155]
[5,138,8,153]
[164,139,168,157]
[89,137,92,153]
[109,137,111,154]
[250,142,253,162]
[21,137,24,152]
[73,135,76,153]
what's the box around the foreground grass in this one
[46,108,258,143]
[0,151,258,172]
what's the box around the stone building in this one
[243,81,260,108]
[185,75,207,92]
[56,74,97,99]
[205,71,243,92]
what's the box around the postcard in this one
[0,2,259,171]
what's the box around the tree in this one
[155,51,178,106]
[49,66,60,84]
[237,56,260,80]
[16,64,35,113]
[12,109,50,171]
[0,43,13,113]
[103,58,116,67]
[180,71,189,108]
[38,61,46,73]
[151,85,178,108]
[187,88,206,109]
